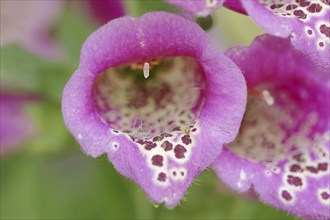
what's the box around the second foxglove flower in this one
[213,34,330,219]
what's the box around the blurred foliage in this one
[1,1,298,220]
[126,0,178,16]
[26,102,74,154]
[0,45,73,103]
[1,149,298,219]
[196,15,214,31]
[213,7,264,49]
[54,9,94,64]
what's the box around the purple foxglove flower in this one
[212,34,330,219]
[223,0,246,15]
[86,0,125,25]
[229,0,330,70]
[0,0,63,58]
[0,93,36,156]
[165,0,225,16]
[62,12,247,206]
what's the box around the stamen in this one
[262,90,274,106]
[206,0,217,8]
[143,62,150,78]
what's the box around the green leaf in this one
[0,45,74,103]
[213,8,264,48]
[126,0,178,17]
[26,102,74,154]
[54,10,94,64]
[0,151,137,219]
[0,152,43,219]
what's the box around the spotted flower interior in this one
[92,56,206,185]
[239,0,330,70]
[93,56,206,140]
[259,0,329,50]
[228,81,329,205]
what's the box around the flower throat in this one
[92,56,206,139]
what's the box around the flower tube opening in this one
[228,79,329,173]
[92,56,207,141]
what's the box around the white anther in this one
[143,62,150,78]
[262,90,274,106]
[206,0,217,8]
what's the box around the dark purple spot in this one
[319,42,325,47]
[287,175,303,187]
[270,4,283,10]
[282,190,293,201]
[264,141,275,149]
[180,171,185,176]
[136,139,145,145]
[290,164,303,173]
[163,133,173,138]
[174,144,187,159]
[293,153,304,162]
[307,3,322,13]
[113,130,119,133]
[151,155,164,167]
[320,24,330,38]
[191,128,197,132]
[153,83,171,107]
[307,29,313,35]
[145,142,157,150]
[128,92,149,108]
[172,171,177,176]
[167,120,174,126]
[306,166,319,174]
[153,136,164,142]
[157,172,167,182]
[179,110,186,116]
[181,135,192,145]
[286,4,298,10]
[321,192,330,200]
[318,163,328,171]
[297,0,310,7]
[294,10,307,19]
[161,141,173,151]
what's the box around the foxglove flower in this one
[223,0,246,15]
[165,0,225,16]
[0,93,36,156]
[212,35,330,219]
[62,12,246,206]
[0,0,63,58]
[231,0,330,70]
